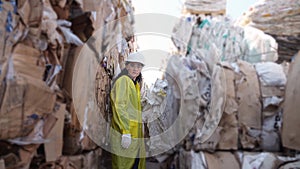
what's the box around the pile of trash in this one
[142,8,300,169]
[0,0,136,168]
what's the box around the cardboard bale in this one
[0,77,28,140]
[282,52,300,151]
[183,0,226,15]
[95,65,110,118]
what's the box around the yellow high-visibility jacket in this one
[110,75,145,169]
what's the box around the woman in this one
[110,52,146,169]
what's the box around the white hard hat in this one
[125,52,145,65]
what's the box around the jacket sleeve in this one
[113,76,130,134]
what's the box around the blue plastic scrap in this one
[6,11,13,32]
[0,0,3,12]
[10,0,17,13]
[199,19,210,29]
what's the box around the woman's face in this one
[126,62,143,80]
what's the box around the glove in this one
[121,134,131,149]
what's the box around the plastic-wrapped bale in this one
[188,16,242,63]
[187,16,278,64]
[183,0,226,15]
[163,54,230,151]
[192,60,262,151]
[161,55,252,151]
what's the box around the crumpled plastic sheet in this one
[57,20,83,46]
[172,16,194,55]
[263,96,283,109]
[242,152,300,169]
[261,111,282,151]
[255,62,287,86]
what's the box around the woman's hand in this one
[121,134,131,149]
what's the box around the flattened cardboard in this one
[205,152,240,169]
[0,78,27,140]
[218,112,238,150]
[261,86,285,98]
[11,43,44,80]
[282,52,300,151]
[28,0,43,27]
[23,75,56,117]
[82,0,102,12]
[17,0,30,26]
[223,66,238,115]
[45,103,66,162]
[236,60,262,129]
[17,114,57,169]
